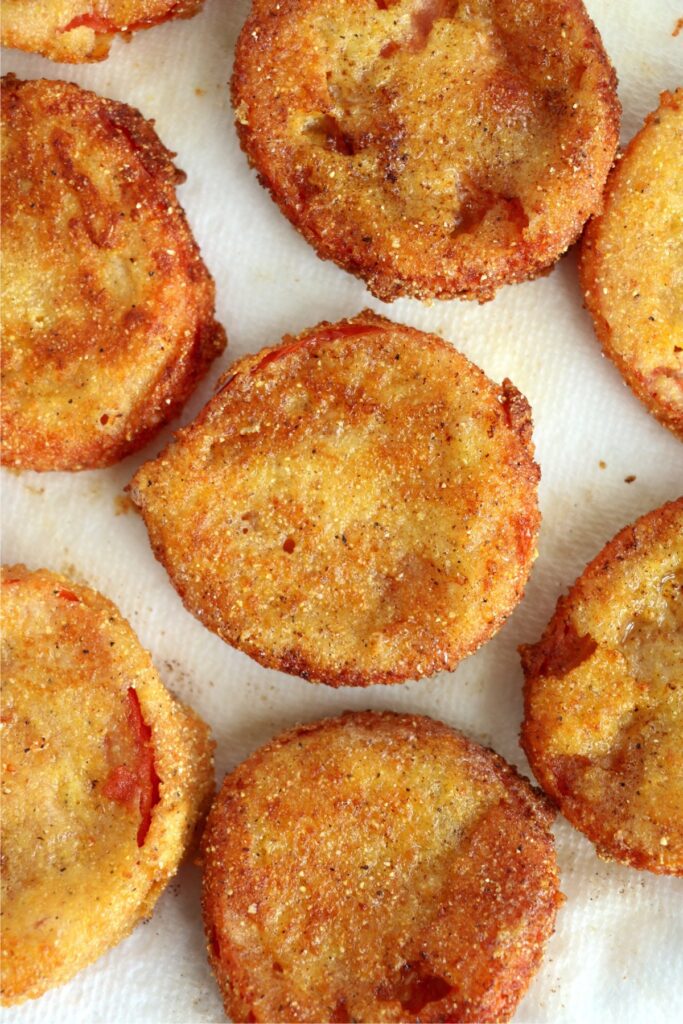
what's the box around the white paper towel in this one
[1,2,682,1021]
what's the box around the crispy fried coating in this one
[0,76,226,472]
[202,711,562,1023]
[0,565,214,1006]
[521,498,683,875]
[130,311,540,686]
[231,0,620,303]
[579,90,683,440]
[1,1,205,62]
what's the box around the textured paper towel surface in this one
[1,1,682,1021]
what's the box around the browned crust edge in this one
[0,563,216,1005]
[130,310,540,688]
[520,496,683,874]
[578,89,683,442]
[0,1,206,64]
[0,76,227,472]
[231,0,620,303]
[201,710,562,1023]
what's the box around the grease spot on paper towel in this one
[114,494,135,516]
[58,559,86,585]
[161,658,209,702]
[22,481,45,496]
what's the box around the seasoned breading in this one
[231,0,620,302]
[1,1,205,62]
[130,311,540,686]
[521,498,683,875]
[0,76,226,472]
[202,711,562,1023]
[0,565,214,1005]
[580,89,683,440]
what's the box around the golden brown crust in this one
[202,711,561,1023]
[1,1,205,63]
[0,564,215,1006]
[521,498,683,875]
[579,89,683,440]
[232,0,620,303]
[0,76,226,472]
[130,311,540,686]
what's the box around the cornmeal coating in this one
[1,76,226,472]
[232,0,620,302]
[1,565,214,1005]
[131,311,540,686]
[580,89,683,440]
[1,1,205,63]
[521,498,683,875]
[202,711,561,1023]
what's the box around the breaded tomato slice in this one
[580,90,683,440]
[1,1,205,63]
[202,711,562,1023]
[130,311,540,687]
[231,0,620,303]
[1,76,226,472]
[0,565,214,1006]
[521,498,683,875]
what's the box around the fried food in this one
[579,90,683,440]
[1,564,214,1005]
[1,1,205,62]
[231,0,620,303]
[130,311,540,687]
[202,711,562,1024]
[1,76,226,472]
[521,498,683,875]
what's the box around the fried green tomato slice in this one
[521,498,683,875]
[130,311,540,687]
[0,564,214,1006]
[201,711,562,1023]
[231,0,620,303]
[1,76,226,472]
[1,1,205,62]
[579,90,683,441]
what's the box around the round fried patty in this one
[580,89,683,441]
[521,498,683,875]
[1,565,214,1005]
[202,711,561,1023]
[130,311,540,686]
[1,1,205,62]
[232,0,620,302]
[1,76,226,472]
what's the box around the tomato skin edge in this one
[59,4,186,36]
[252,323,385,376]
[101,688,161,847]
